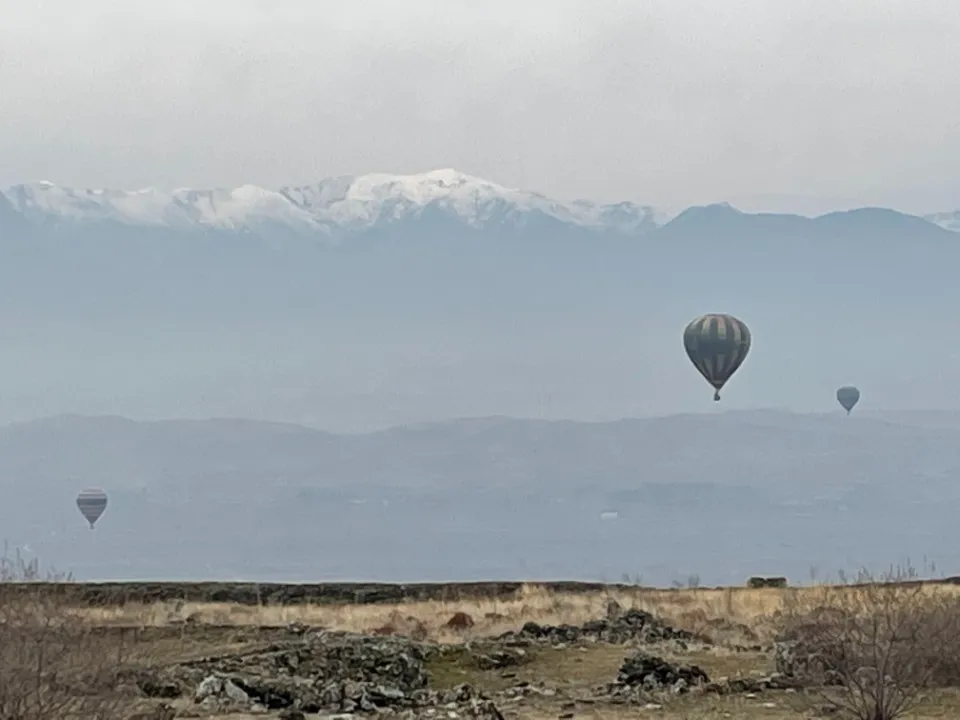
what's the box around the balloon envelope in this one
[836,386,860,414]
[76,488,108,529]
[683,313,752,401]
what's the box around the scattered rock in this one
[699,672,804,695]
[287,621,310,635]
[466,698,506,719]
[195,674,250,705]
[594,651,708,703]
[617,651,709,688]
[123,669,184,699]
[166,631,513,717]
[499,609,701,647]
[470,646,529,670]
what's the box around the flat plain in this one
[7,578,960,719]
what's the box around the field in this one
[6,577,960,719]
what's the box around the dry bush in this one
[777,566,960,720]
[0,548,131,720]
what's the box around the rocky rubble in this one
[598,650,709,703]
[592,650,802,705]
[183,631,431,713]
[188,675,503,718]
[130,606,723,716]
[455,644,531,671]
[617,650,710,688]
[497,604,701,647]
[134,629,507,717]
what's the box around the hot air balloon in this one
[836,386,860,415]
[683,313,752,401]
[76,488,108,529]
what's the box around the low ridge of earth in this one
[0,580,631,606]
[5,576,960,607]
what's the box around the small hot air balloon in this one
[836,386,860,415]
[683,313,752,401]
[76,488,108,529]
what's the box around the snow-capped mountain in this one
[924,211,960,232]
[0,169,662,236]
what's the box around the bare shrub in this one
[777,565,960,720]
[0,548,130,720]
[0,544,72,584]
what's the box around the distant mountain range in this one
[5,410,960,584]
[1,168,957,237]
[4,170,960,587]
[0,169,662,237]
[1,168,960,433]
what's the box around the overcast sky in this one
[1,0,958,215]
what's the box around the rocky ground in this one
[114,600,857,720]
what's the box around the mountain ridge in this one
[0,169,661,237]
[2,168,957,237]
[6,410,960,584]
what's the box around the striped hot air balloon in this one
[683,313,752,401]
[76,488,108,529]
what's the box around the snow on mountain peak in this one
[1,170,660,235]
[924,210,960,232]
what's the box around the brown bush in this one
[777,566,960,720]
[445,611,475,630]
[0,548,130,720]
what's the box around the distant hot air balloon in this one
[836,386,860,415]
[76,488,108,529]
[683,313,752,401]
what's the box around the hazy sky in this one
[1,0,959,214]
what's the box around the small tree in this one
[777,565,960,720]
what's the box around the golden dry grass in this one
[77,580,960,646]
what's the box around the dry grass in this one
[77,581,960,647]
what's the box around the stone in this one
[616,651,709,689]
[194,674,250,704]
[498,609,702,647]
